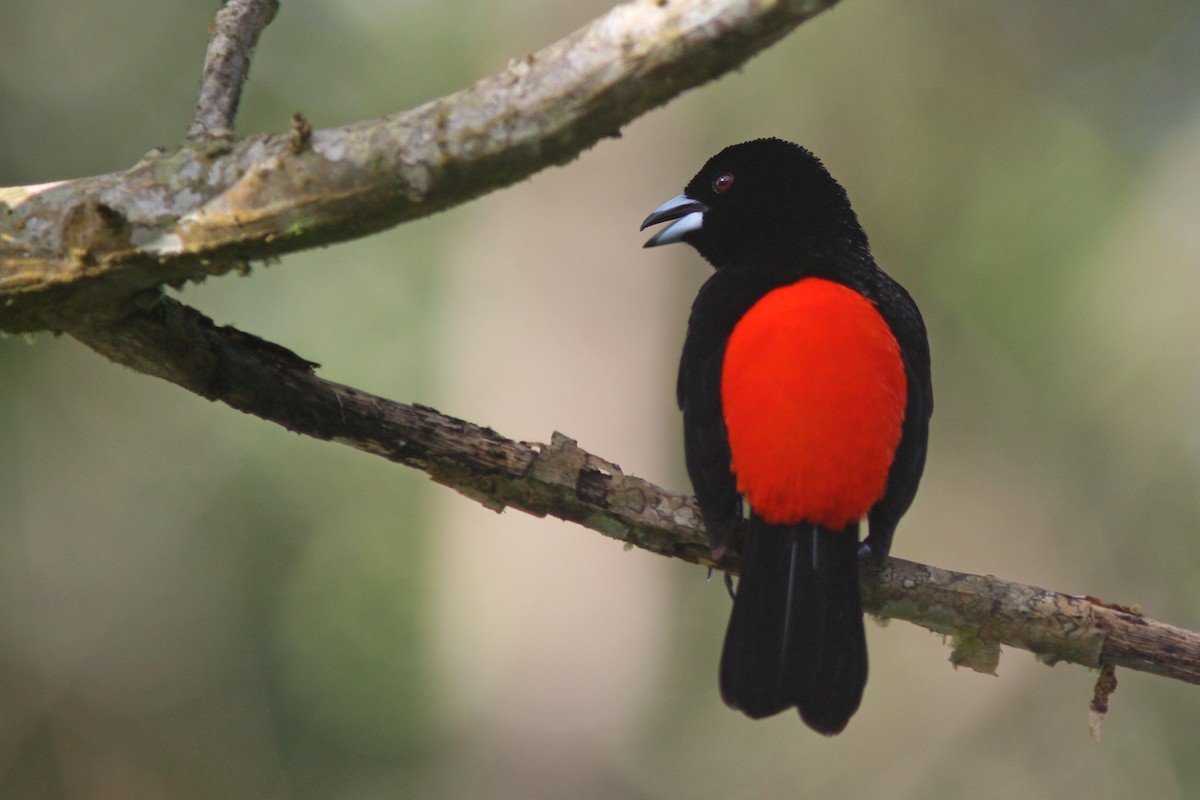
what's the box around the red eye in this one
[712,172,735,194]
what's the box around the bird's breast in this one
[720,277,907,529]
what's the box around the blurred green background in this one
[3,0,1200,797]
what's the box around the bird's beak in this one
[640,194,707,248]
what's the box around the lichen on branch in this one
[0,0,840,334]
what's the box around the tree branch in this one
[73,296,712,565]
[186,0,279,141]
[7,0,1198,723]
[72,299,1200,692]
[0,0,839,334]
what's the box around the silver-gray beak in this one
[641,194,707,248]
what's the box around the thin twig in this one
[186,0,280,140]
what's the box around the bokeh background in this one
[3,0,1200,797]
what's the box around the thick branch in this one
[186,0,280,141]
[0,0,838,334]
[72,299,1200,689]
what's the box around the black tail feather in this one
[718,520,867,735]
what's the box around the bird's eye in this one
[712,172,735,194]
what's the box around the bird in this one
[641,138,932,735]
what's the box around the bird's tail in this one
[718,519,867,735]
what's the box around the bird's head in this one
[641,138,867,269]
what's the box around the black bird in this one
[641,138,932,734]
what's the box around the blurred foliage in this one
[2,0,1200,798]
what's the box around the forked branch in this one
[0,0,841,333]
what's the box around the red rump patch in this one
[721,278,907,529]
